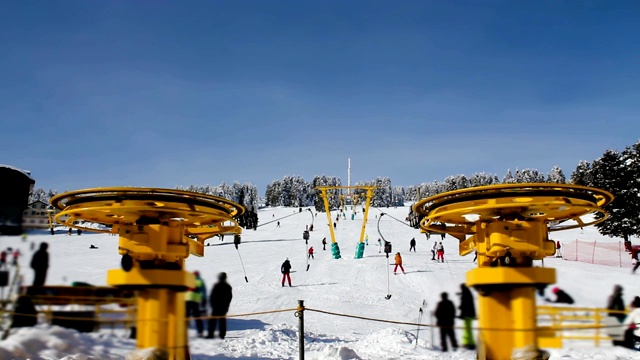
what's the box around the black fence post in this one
[296,300,305,360]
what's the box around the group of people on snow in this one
[185,271,233,339]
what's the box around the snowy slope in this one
[0,206,638,359]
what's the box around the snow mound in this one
[0,326,125,359]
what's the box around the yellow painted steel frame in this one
[413,183,613,360]
[51,187,245,359]
[316,186,377,245]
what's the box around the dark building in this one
[0,165,35,235]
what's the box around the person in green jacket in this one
[186,271,207,337]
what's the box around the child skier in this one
[394,252,405,274]
[308,247,314,259]
[436,242,445,262]
[431,241,437,260]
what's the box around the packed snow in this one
[0,206,638,359]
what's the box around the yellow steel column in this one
[476,288,513,360]
[512,286,537,350]
[320,189,337,244]
[357,188,374,244]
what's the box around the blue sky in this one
[1,1,639,193]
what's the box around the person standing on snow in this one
[207,272,233,339]
[30,243,49,286]
[435,292,458,352]
[322,237,327,251]
[436,242,445,262]
[12,249,21,266]
[281,258,292,287]
[431,241,438,261]
[394,252,405,274]
[631,246,640,274]
[622,296,640,349]
[409,238,416,252]
[308,247,314,259]
[607,285,626,323]
[365,234,369,246]
[185,271,207,337]
[0,250,7,269]
[458,284,476,350]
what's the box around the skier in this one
[622,296,640,349]
[68,227,72,235]
[0,250,6,269]
[333,222,337,229]
[378,238,382,253]
[365,234,369,246]
[546,287,574,304]
[77,228,82,236]
[309,224,314,231]
[185,271,206,337]
[440,231,445,240]
[50,228,54,236]
[281,258,292,287]
[607,285,626,323]
[435,292,458,352]
[207,272,233,339]
[409,238,416,252]
[30,243,49,286]
[436,242,445,262]
[308,247,314,259]
[277,221,280,228]
[458,284,476,350]
[12,249,21,266]
[631,246,640,274]
[555,241,562,258]
[431,241,437,261]
[322,237,327,251]
[394,252,405,274]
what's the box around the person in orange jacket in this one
[394,252,405,274]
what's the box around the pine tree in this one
[546,166,566,183]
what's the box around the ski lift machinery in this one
[412,183,613,360]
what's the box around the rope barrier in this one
[304,307,636,332]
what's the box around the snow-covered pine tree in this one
[546,166,566,183]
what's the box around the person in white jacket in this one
[622,296,640,349]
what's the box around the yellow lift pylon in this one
[413,183,613,360]
[316,186,377,259]
[51,187,245,360]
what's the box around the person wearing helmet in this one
[546,287,574,304]
[207,272,233,339]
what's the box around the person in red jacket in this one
[308,247,314,259]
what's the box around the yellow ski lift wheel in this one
[50,187,244,232]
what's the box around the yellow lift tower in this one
[316,186,377,259]
[413,183,613,360]
[51,187,245,360]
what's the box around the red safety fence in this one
[560,240,632,268]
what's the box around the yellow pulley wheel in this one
[50,187,245,234]
[413,183,613,235]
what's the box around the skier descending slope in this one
[394,252,405,274]
[436,242,445,262]
[281,258,292,287]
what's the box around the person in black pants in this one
[409,238,416,252]
[207,272,233,339]
[30,243,49,286]
[435,292,458,352]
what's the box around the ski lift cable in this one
[257,210,306,228]
[373,208,413,228]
